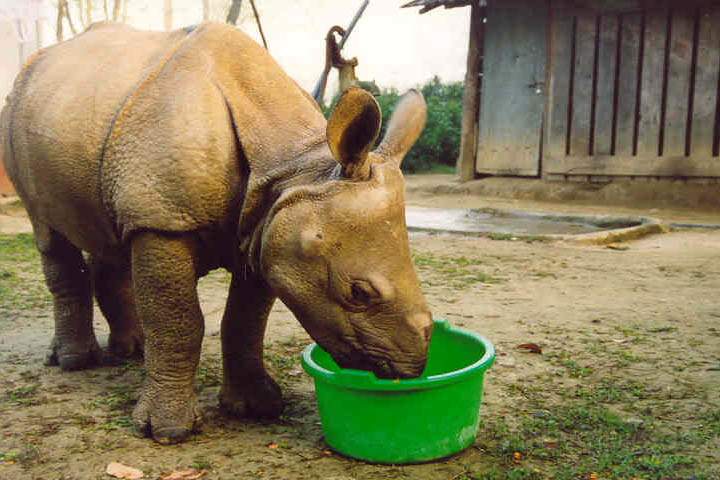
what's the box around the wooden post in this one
[457,3,484,181]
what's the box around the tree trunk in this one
[112,0,122,21]
[103,0,108,20]
[202,0,210,21]
[226,0,242,25]
[86,0,93,25]
[457,3,484,182]
[74,0,86,27]
[164,0,172,30]
[56,1,65,41]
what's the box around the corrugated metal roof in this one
[401,0,485,14]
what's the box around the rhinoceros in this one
[0,22,432,444]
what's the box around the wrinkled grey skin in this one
[0,22,432,444]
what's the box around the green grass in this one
[476,397,712,480]
[0,234,49,312]
[197,355,222,391]
[90,384,135,412]
[99,415,134,431]
[0,444,40,466]
[191,457,213,470]
[421,163,456,174]
[4,384,40,406]
[476,337,720,480]
[548,352,594,378]
[413,252,501,289]
[89,384,137,432]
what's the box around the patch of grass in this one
[548,352,593,378]
[474,467,543,480]
[191,457,213,470]
[423,163,456,174]
[413,252,501,289]
[648,326,678,333]
[478,398,706,480]
[0,234,50,312]
[99,415,134,431]
[487,233,515,241]
[90,384,136,431]
[196,355,222,391]
[570,379,650,404]
[0,451,20,463]
[0,444,41,466]
[91,384,135,412]
[699,408,720,438]
[4,384,40,406]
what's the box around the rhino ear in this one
[326,87,381,180]
[374,89,427,166]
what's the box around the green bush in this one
[323,76,463,173]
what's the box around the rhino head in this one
[259,88,432,378]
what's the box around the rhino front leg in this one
[38,226,102,371]
[89,256,144,361]
[219,273,283,419]
[130,232,203,444]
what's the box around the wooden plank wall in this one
[545,2,720,178]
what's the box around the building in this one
[405,0,720,184]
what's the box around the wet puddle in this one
[405,207,645,236]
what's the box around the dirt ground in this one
[1,191,719,480]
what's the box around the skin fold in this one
[0,21,433,444]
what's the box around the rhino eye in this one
[350,282,377,306]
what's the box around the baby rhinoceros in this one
[0,22,433,444]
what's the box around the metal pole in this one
[311,0,370,103]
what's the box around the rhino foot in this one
[132,385,202,445]
[107,330,144,361]
[44,337,102,371]
[219,373,284,419]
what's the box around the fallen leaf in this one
[512,451,522,463]
[322,450,332,456]
[160,469,206,480]
[106,462,144,480]
[543,438,558,449]
[606,243,629,251]
[267,442,279,449]
[588,473,598,480]
[516,343,542,354]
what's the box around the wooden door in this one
[476,0,549,176]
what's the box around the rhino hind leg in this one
[219,273,283,419]
[130,232,204,444]
[89,256,144,361]
[36,225,102,371]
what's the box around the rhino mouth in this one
[330,347,424,379]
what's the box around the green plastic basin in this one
[301,319,495,464]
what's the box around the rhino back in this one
[5,23,192,254]
[102,22,326,242]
